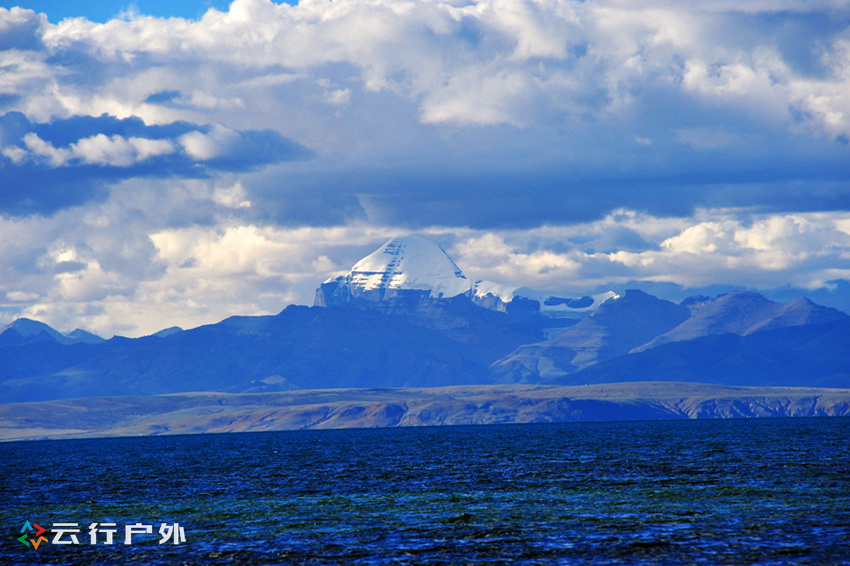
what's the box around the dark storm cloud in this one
[143,90,182,105]
[0,112,312,216]
[4,2,849,226]
[266,130,850,231]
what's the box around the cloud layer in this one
[0,111,310,215]
[3,193,850,338]
[1,0,849,335]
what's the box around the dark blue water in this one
[2,418,849,565]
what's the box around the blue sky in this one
[1,0,850,336]
[2,1,251,22]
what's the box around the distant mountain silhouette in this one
[561,318,850,388]
[0,298,547,402]
[1,237,848,403]
[491,290,690,380]
[0,318,104,347]
[491,289,848,384]
[633,292,846,352]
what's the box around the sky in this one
[1,0,850,337]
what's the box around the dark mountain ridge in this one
[634,292,846,352]
[491,289,848,383]
[562,318,850,388]
[2,235,848,404]
[0,297,547,402]
[0,317,105,347]
[1,288,848,404]
[491,290,691,380]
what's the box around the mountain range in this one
[0,317,105,347]
[2,235,849,406]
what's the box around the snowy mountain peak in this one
[316,235,474,306]
[346,235,471,298]
[315,235,615,317]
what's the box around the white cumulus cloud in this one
[0,0,844,139]
[178,123,241,160]
[72,134,177,166]
[1,0,850,337]
[7,132,177,167]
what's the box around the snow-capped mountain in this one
[315,235,615,317]
[4,235,847,405]
[315,235,472,304]
[2,278,848,403]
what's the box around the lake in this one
[2,418,849,565]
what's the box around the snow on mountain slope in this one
[346,235,472,299]
[511,288,620,318]
[315,235,614,317]
[491,290,691,379]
